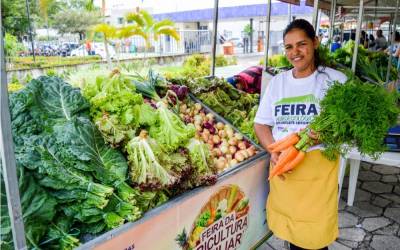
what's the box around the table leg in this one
[338,157,347,201]
[347,158,361,206]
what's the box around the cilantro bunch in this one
[310,79,399,160]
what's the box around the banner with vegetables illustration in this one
[92,156,268,250]
[177,185,250,250]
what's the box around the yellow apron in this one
[266,150,339,249]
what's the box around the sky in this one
[94,0,283,14]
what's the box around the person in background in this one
[254,19,347,250]
[85,40,93,55]
[385,31,400,69]
[368,34,376,49]
[375,29,388,51]
[331,35,341,52]
[360,30,367,48]
[226,65,263,94]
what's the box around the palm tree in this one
[38,0,54,40]
[93,23,117,69]
[115,25,147,63]
[125,9,180,58]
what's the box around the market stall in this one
[0,1,272,250]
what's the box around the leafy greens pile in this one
[4,76,164,249]
[310,78,400,160]
[332,40,398,85]
[83,70,216,192]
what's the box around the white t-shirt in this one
[254,67,347,151]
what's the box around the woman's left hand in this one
[307,129,320,145]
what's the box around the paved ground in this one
[258,161,400,250]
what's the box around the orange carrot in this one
[267,133,297,151]
[275,151,306,177]
[268,146,298,180]
[271,134,300,153]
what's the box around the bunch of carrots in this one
[267,129,314,180]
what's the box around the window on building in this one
[118,17,124,25]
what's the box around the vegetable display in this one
[268,78,399,179]
[2,67,261,249]
[169,77,260,143]
[6,76,150,248]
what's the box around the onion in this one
[179,113,185,119]
[207,139,215,147]
[194,103,202,111]
[230,159,238,166]
[237,141,246,150]
[235,152,245,162]
[225,127,234,138]
[203,122,213,130]
[229,145,237,155]
[246,147,255,157]
[195,124,202,132]
[216,122,225,130]
[213,148,222,157]
[215,159,226,170]
[179,104,187,113]
[234,133,243,141]
[218,130,226,138]
[240,149,249,158]
[206,113,214,122]
[202,133,209,142]
[203,129,210,136]
[225,154,233,161]
[228,137,237,146]
[212,135,221,144]
[219,144,228,154]
[208,126,216,134]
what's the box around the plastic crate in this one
[385,125,400,152]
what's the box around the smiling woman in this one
[254,19,348,250]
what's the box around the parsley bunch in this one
[309,79,399,160]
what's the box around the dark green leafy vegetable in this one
[310,79,400,160]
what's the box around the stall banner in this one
[92,157,269,250]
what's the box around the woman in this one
[254,19,347,250]
[385,31,400,69]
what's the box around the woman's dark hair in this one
[283,19,326,71]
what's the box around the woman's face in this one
[284,28,319,72]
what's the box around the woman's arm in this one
[254,123,279,165]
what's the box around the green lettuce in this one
[150,101,195,152]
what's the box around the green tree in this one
[1,0,39,38]
[53,10,101,40]
[4,33,25,57]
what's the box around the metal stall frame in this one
[0,4,28,250]
[210,0,219,77]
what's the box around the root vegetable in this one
[237,141,246,150]
[220,144,228,154]
[212,135,221,144]
[225,154,233,161]
[218,130,226,138]
[228,138,237,146]
[206,113,214,122]
[234,133,243,141]
[230,159,238,166]
[229,146,237,155]
[194,103,202,111]
[246,147,255,157]
[216,122,224,130]
[235,152,245,162]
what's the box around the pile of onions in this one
[179,101,257,172]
